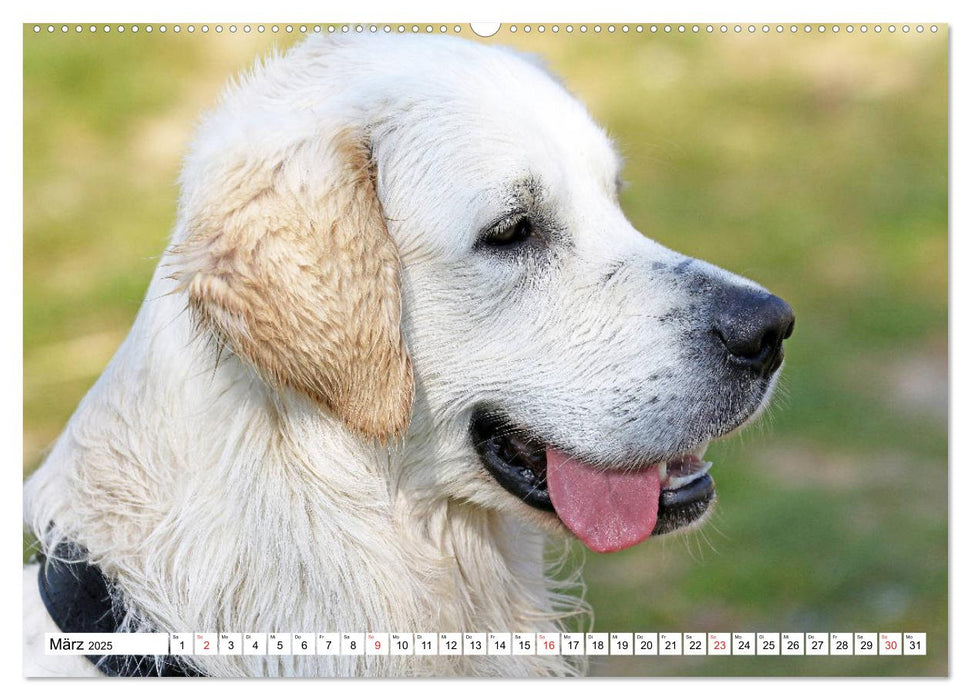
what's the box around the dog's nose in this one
[713,287,794,375]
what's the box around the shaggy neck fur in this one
[24,270,587,677]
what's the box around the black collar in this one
[37,542,201,677]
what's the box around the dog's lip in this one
[470,410,554,511]
[469,409,716,542]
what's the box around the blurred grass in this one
[23,25,947,676]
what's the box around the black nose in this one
[713,288,794,375]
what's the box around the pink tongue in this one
[546,447,660,554]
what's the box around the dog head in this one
[173,35,793,553]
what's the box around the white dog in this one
[23,34,793,677]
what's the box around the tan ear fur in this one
[173,130,413,441]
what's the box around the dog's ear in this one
[172,128,413,442]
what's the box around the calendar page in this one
[22,17,947,680]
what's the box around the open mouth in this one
[470,409,715,554]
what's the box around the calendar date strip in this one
[46,632,927,657]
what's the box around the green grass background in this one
[23,24,948,676]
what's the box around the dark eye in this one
[479,216,534,249]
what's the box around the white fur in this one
[24,34,776,677]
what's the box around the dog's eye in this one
[479,216,535,249]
